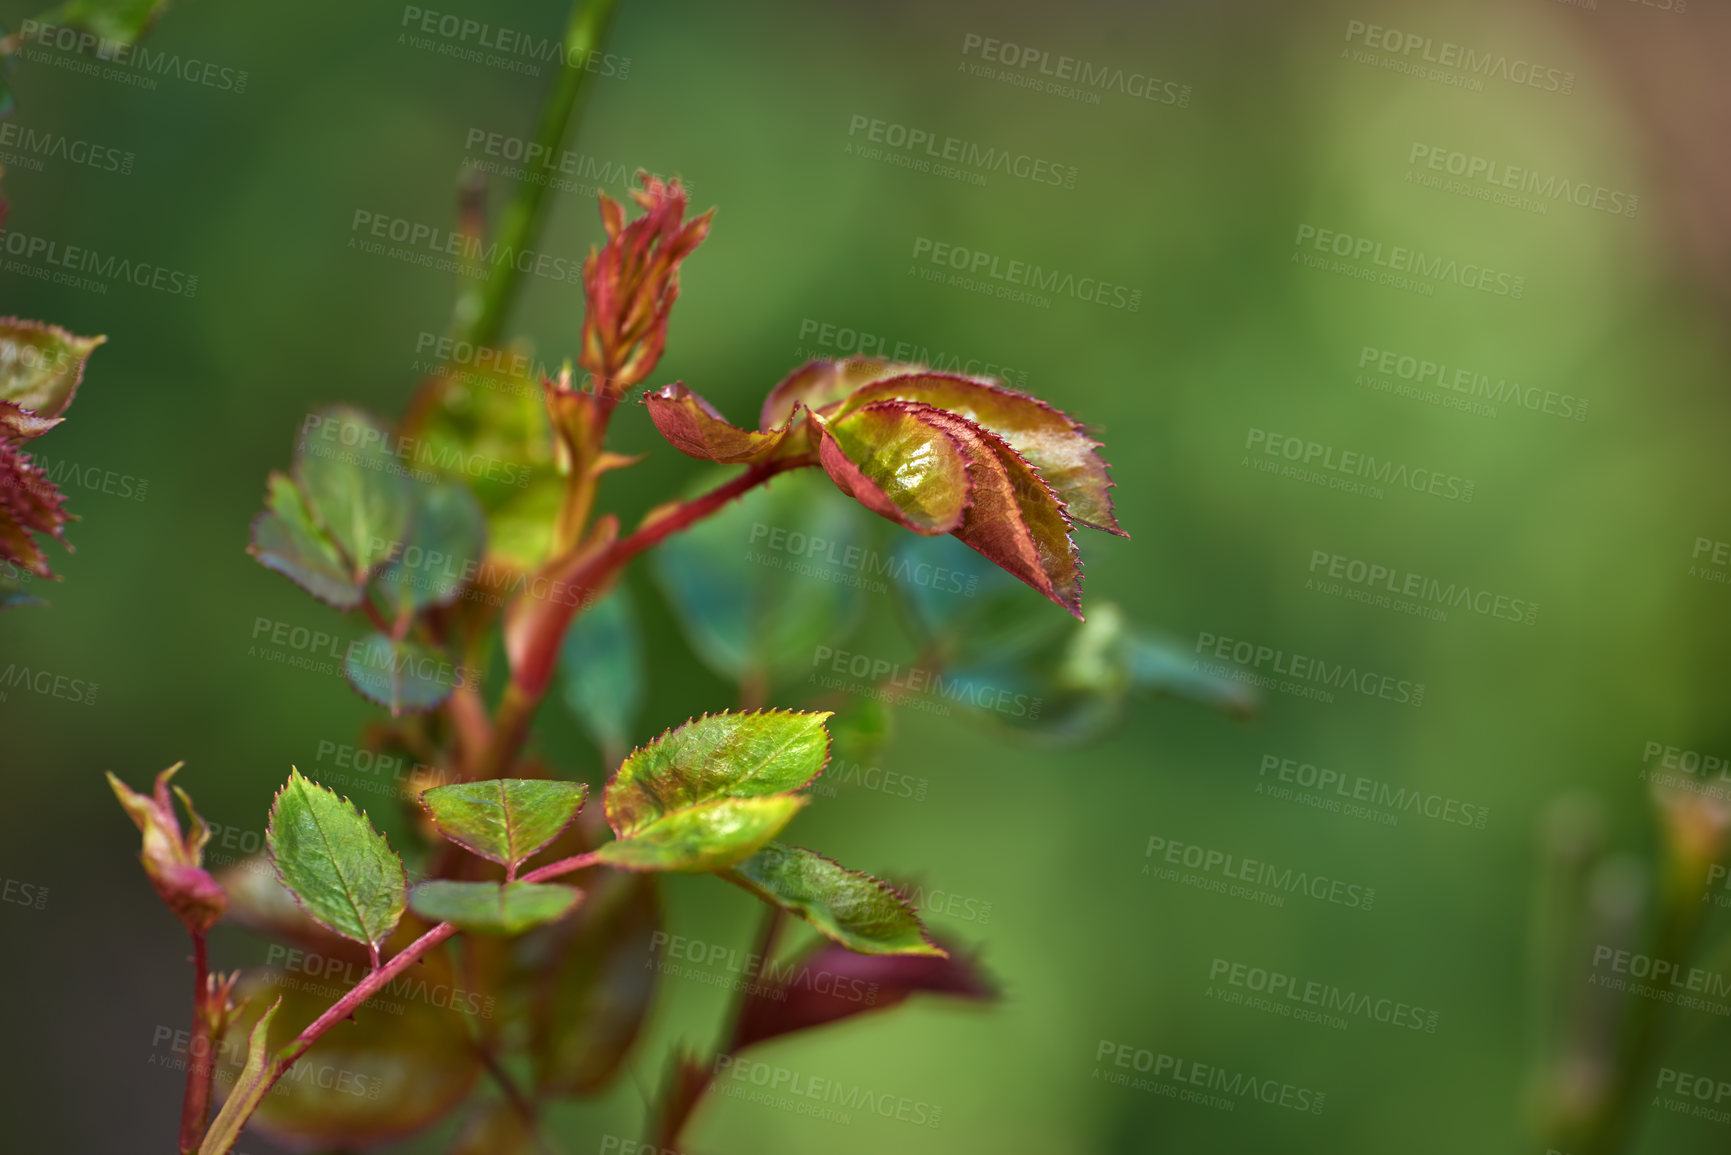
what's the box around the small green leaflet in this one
[252,472,364,609]
[344,633,460,716]
[198,996,283,1155]
[420,779,587,871]
[267,769,405,955]
[604,710,832,837]
[409,880,581,935]
[726,844,942,956]
[597,795,808,873]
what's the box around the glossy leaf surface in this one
[725,843,942,955]
[420,778,587,870]
[267,769,405,953]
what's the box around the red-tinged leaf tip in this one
[0,439,74,578]
[645,383,793,464]
[836,371,1125,537]
[0,399,61,440]
[814,401,973,535]
[107,763,227,934]
[0,317,105,423]
[758,358,925,432]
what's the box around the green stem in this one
[451,0,622,350]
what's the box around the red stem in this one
[177,932,213,1155]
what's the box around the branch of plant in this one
[177,931,214,1155]
[451,0,621,351]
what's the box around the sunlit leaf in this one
[724,843,941,955]
[646,382,796,463]
[558,585,643,754]
[605,710,831,837]
[758,358,919,430]
[267,768,405,954]
[814,401,971,535]
[249,471,364,609]
[532,871,660,1095]
[344,633,460,716]
[408,879,581,935]
[599,795,808,872]
[0,317,103,422]
[420,778,587,870]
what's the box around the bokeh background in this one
[4,0,1731,1151]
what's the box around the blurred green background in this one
[3,0,1730,1151]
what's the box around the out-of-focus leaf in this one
[214,853,371,962]
[1125,630,1258,717]
[448,1101,535,1155]
[408,880,581,935]
[724,843,942,955]
[0,317,103,421]
[605,710,831,836]
[31,0,172,47]
[558,585,643,754]
[294,406,412,582]
[532,871,661,1095]
[267,768,405,954]
[758,358,919,430]
[834,372,1123,535]
[344,632,460,716]
[814,400,971,535]
[0,437,71,578]
[646,382,796,463]
[216,970,481,1149]
[250,471,364,609]
[420,778,587,870]
[375,479,486,617]
[598,795,807,872]
[653,468,868,683]
[730,936,995,1052]
[199,996,281,1155]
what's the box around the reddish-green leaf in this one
[605,710,832,837]
[758,358,917,430]
[724,843,943,956]
[646,383,795,464]
[597,795,808,872]
[814,401,972,534]
[0,317,103,422]
[0,439,72,579]
[408,880,581,934]
[835,372,1123,535]
[420,778,587,870]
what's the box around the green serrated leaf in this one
[652,469,867,683]
[725,843,943,956]
[344,633,460,716]
[420,778,587,870]
[597,795,808,873]
[408,880,581,934]
[294,406,412,581]
[558,586,643,755]
[814,401,972,535]
[374,479,486,617]
[605,709,832,837]
[249,472,364,609]
[0,317,104,422]
[268,768,405,954]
